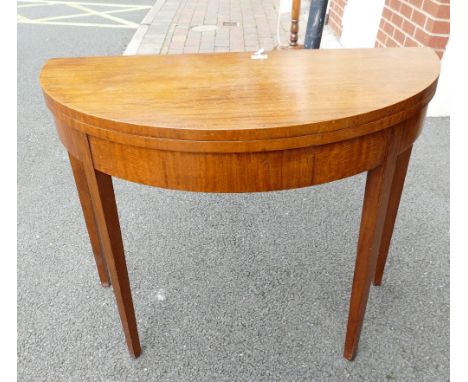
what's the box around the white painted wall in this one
[427,39,450,117]
[340,0,385,48]
[337,0,449,116]
[279,0,293,13]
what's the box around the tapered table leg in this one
[343,148,398,361]
[68,153,110,287]
[75,134,141,358]
[373,146,413,286]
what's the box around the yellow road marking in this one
[18,19,138,28]
[35,7,149,22]
[18,0,152,9]
[65,3,138,27]
[17,14,31,21]
[18,2,52,8]
[17,0,152,29]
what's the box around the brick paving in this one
[132,0,340,55]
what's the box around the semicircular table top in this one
[40,47,440,143]
[39,47,441,362]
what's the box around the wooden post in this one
[290,0,302,46]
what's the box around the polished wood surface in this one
[75,133,141,357]
[42,48,438,193]
[373,145,413,286]
[344,134,398,360]
[290,0,302,46]
[40,48,440,361]
[68,153,110,287]
[41,49,438,141]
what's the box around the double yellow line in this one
[17,0,152,29]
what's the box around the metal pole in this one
[304,0,329,49]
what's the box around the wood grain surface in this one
[40,48,439,142]
[40,47,440,360]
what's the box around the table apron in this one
[54,109,426,193]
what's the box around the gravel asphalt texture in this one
[18,3,449,380]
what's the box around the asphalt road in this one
[18,1,449,381]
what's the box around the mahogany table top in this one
[40,48,440,144]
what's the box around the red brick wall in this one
[328,0,348,37]
[375,0,450,58]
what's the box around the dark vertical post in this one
[304,0,329,49]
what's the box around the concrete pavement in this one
[124,0,341,55]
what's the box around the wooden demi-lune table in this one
[40,48,440,361]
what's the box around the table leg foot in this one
[373,146,413,286]
[76,134,141,358]
[68,153,110,287]
[343,148,397,360]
